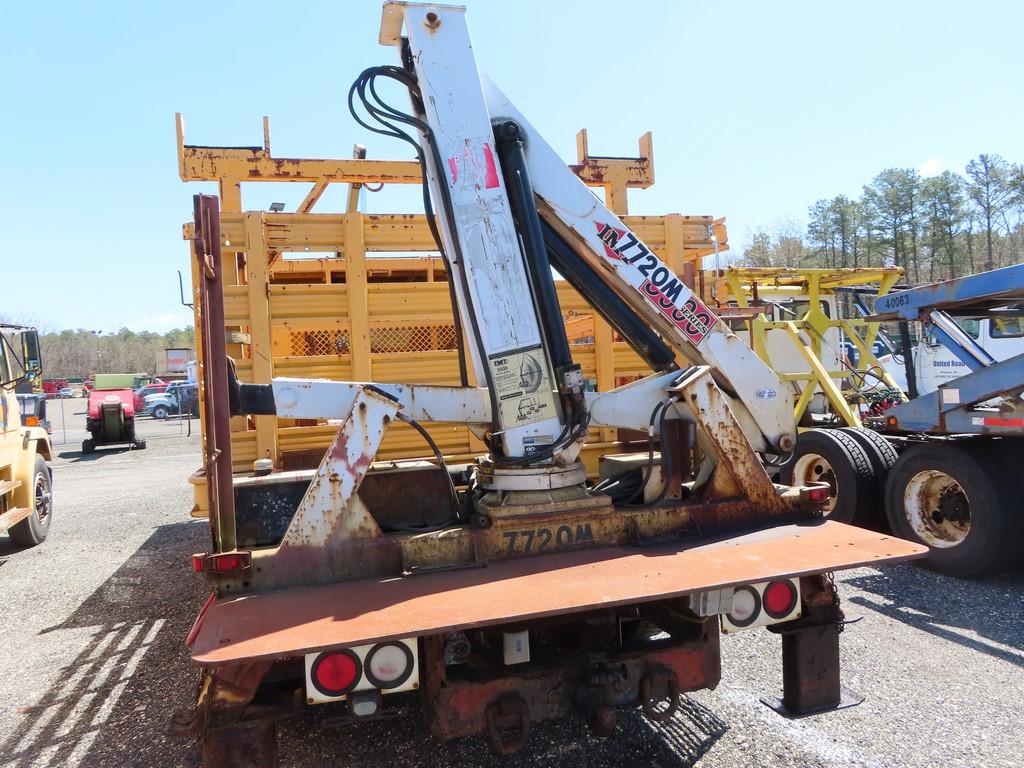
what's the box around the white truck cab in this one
[881,315,1024,395]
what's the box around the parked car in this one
[133,382,170,412]
[144,382,198,419]
[57,386,75,399]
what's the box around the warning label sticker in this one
[488,345,558,428]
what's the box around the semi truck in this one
[863,264,1024,576]
[728,265,1024,577]
[176,5,924,764]
[1,324,53,547]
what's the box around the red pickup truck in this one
[133,382,170,413]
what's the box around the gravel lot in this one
[1,403,1021,768]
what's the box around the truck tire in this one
[779,429,876,524]
[152,405,169,420]
[82,438,95,454]
[8,456,52,547]
[884,443,1013,577]
[838,427,898,527]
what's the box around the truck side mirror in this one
[21,329,42,378]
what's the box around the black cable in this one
[396,412,462,526]
[617,397,679,509]
[348,62,587,467]
[347,65,471,389]
[497,397,591,468]
[590,397,672,505]
[626,398,673,504]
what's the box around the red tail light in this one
[800,483,831,503]
[721,577,802,633]
[192,551,251,574]
[763,579,799,618]
[311,650,362,697]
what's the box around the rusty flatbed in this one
[192,521,925,666]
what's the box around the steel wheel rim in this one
[34,472,51,525]
[792,452,838,513]
[903,469,969,548]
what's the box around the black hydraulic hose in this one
[347,62,589,464]
[395,412,463,527]
[494,120,574,375]
[591,397,670,502]
[347,60,496,427]
[615,397,677,508]
[539,219,677,372]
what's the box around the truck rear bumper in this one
[192,521,925,666]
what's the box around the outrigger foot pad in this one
[760,686,864,718]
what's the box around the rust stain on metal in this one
[329,429,349,461]
[425,629,715,745]
[192,521,925,665]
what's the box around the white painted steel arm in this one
[272,379,492,424]
[481,77,795,452]
[272,374,720,434]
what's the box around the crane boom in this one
[383,1,794,455]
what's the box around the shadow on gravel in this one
[0,521,207,768]
[280,691,728,768]
[0,538,32,557]
[846,563,1024,667]
[57,448,139,462]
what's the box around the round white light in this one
[367,644,410,686]
[730,588,758,622]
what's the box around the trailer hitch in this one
[639,667,680,723]
[575,660,637,736]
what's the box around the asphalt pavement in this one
[1,403,1021,768]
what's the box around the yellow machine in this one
[0,325,53,547]
[715,267,908,428]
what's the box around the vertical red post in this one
[193,194,236,550]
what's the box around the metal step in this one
[0,479,22,496]
[0,506,32,531]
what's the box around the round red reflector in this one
[311,650,361,697]
[365,642,414,689]
[763,580,798,619]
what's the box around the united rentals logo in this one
[595,220,717,344]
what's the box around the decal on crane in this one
[446,141,501,191]
[594,221,718,345]
[488,345,558,427]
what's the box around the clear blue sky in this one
[4,1,1022,332]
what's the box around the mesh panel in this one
[288,329,351,356]
[286,325,457,356]
[370,324,457,353]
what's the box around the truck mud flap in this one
[191,521,925,666]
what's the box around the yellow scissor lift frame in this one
[716,267,907,429]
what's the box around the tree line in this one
[38,327,195,380]
[741,154,1024,283]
